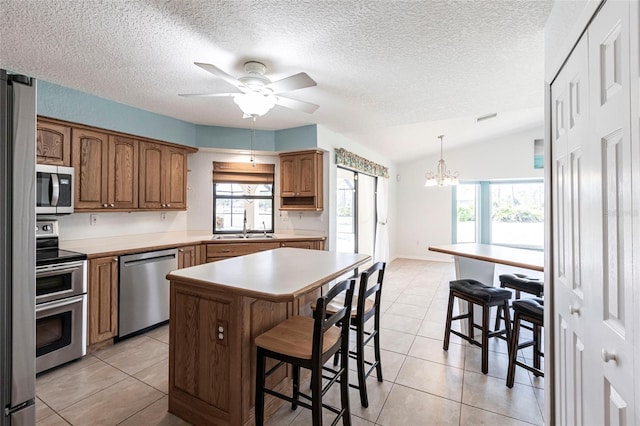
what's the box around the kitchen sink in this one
[212,234,276,240]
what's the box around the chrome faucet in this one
[242,210,247,235]
[262,221,266,237]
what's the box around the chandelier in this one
[424,135,459,187]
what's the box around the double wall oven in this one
[35,220,87,374]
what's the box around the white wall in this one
[395,125,544,261]
[56,210,188,241]
[316,125,397,260]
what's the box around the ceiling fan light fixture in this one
[233,92,276,117]
[424,135,459,187]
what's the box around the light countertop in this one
[428,243,544,272]
[60,230,326,258]
[167,247,370,302]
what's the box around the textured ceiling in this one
[0,0,553,163]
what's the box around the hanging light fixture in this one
[424,135,459,187]
[233,92,276,117]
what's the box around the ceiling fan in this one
[179,61,319,118]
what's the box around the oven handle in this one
[36,294,85,312]
[36,261,85,276]
[51,173,60,207]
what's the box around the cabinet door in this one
[89,257,118,345]
[280,156,297,196]
[139,141,164,209]
[164,147,187,209]
[107,135,138,209]
[72,129,109,209]
[296,153,317,196]
[178,245,197,269]
[37,120,71,166]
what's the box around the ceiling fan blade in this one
[267,72,317,94]
[178,92,237,98]
[194,62,248,91]
[275,96,319,114]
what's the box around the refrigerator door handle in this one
[50,172,60,207]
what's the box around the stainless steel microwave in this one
[36,164,74,214]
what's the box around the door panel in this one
[552,30,589,426]
[588,1,634,422]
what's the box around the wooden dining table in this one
[166,247,370,426]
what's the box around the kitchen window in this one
[212,162,275,234]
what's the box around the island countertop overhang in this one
[167,247,371,302]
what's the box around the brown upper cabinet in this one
[279,149,323,211]
[37,119,71,166]
[72,130,139,210]
[139,142,187,209]
[42,116,195,212]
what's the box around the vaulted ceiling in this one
[0,0,554,162]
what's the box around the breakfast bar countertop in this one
[428,243,544,272]
[167,247,370,302]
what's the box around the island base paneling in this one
[169,279,318,425]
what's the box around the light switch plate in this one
[90,214,98,226]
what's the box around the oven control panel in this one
[36,220,59,238]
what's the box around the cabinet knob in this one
[113,257,118,262]
[110,203,115,207]
[103,204,108,207]
[601,349,618,364]
[178,249,184,252]
[569,305,580,316]
[167,204,171,207]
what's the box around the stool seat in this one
[499,273,544,296]
[444,279,512,374]
[450,279,512,302]
[255,316,341,360]
[512,297,544,319]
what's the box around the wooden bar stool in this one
[255,278,355,426]
[443,279,512,374]
[507,297,544,388]
[312,262,386,408]
[494,273,544,331]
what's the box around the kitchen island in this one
[166,247,370,426]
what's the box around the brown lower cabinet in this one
[177,245,199,268]
[86,239,324,349]
[88,256,118,346]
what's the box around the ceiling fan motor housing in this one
[240,61,272,91]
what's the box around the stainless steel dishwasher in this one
[118,248,178,338]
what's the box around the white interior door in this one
[551,31,590,426]
[552,1,635,424]
[587,1,634,422]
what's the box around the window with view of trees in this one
[212,162,275,234]
[454,179,544,249]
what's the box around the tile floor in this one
[35,258,545,425]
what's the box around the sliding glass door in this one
[336,167,376,265]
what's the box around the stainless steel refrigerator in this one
[1,70,36,425]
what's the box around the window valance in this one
[212,161,275,184]
[335,148,389,178]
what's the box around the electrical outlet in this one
[90,214,98,226]
[161,212,167,222]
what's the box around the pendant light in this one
[424,135,459,187]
